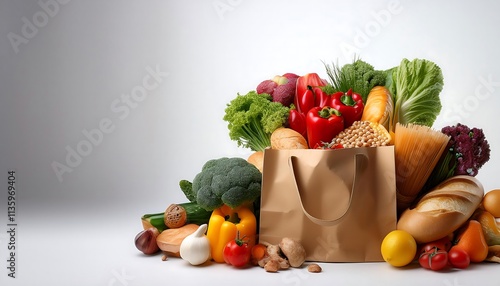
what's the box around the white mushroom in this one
[279,237,306,268]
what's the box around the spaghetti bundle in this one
[394,123,450,213]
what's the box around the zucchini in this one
[141,202,212,232]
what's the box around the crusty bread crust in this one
[397,175,484,243]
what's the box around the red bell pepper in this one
[290,73,328,140]
[310,86,332,108]
[306,106,344,149]
[294,73,327,114]
[288,109,307,139]
[331,89,364,128]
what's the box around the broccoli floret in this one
[191,157,262,211]
[424,123,491,190]
[363,70,387,89]
[223,91,290,151]
[325,59,387,103]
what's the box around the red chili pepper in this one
[294,73,327,114]
[306,106,344,149]
[331,89,364,128]
[288,109,307,139]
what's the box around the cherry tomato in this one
[419,236,452,254]
[223,234,251,268]
[419,247,448,271]
[448,247,470,269]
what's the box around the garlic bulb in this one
[179,224,211,265]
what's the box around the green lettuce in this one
[387,58,443,132]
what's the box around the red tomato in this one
[419,247,448,271]
[448,247,470,269]
[223,236,251,268]
[419,236,452,254]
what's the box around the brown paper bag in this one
[259,146,397,262]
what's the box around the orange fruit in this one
[482,189,500,217]
[381,230,417,267]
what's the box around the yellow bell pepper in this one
[206,204,257,263]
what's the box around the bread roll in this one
[247,151,264,173]
[397,175,484,244]
[270,127,308,150]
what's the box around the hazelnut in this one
[135,228,160,255]
[307,263,322,273]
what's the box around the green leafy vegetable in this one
[190,157,262,211]
[223,91,289,151]
[388,58,443,131]
[324,58,387,103]
[179,179,196,202]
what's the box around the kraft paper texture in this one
[259,146,397,262]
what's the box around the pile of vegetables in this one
[223,58,491,194]
[132,55,497,273]
[223,57,448,155]
[134,155,310,271]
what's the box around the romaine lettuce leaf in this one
[388,58,443,131]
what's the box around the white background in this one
[1,0,499,285]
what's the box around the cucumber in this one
[141,202,212,232]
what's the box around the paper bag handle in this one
[288,153,367,226]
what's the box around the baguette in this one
[397,175,484,244]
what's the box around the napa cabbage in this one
[387,58,444,132]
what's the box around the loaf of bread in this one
[247,151,264,173]
[397,175,484,244]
